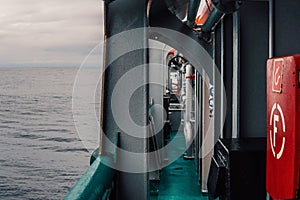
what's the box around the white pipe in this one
[184,64,194,155]
[185,64,193,124]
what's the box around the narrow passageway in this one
[151,132,209,200]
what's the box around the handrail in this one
[64,155,115,200]
[65,133,119,200]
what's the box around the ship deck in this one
[150,132,210,200]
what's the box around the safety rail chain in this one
[64,133,120,200]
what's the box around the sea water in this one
[0,67,99,199]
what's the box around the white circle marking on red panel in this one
[269,103,286,159]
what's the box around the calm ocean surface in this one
[0,67,100,199]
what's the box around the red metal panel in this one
[266,55,300,199]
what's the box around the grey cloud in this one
[0,0,104,67]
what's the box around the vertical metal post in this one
[197,72,203,181]
[148,40,165,180]
[220,19,224,139]
[201,32,215,193]
[267,1,274,199]
[103,0,149,199]
[195,70,199,170]
[212,31,217,144]
[184,64,194,158]
[232,11,240,139]
[201,69,208,193]
[269,0,274,59]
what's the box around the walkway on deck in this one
[150,132,209,200]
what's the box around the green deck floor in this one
[150,132,209,200]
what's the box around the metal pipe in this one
[185,64,193,124]
[232,11,240,139]
[187,0,201,27]
[184,64,194,158]
[220,19,224,139]
[267,3,273,199]
[269,0,274,58]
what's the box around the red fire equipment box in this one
[266,55,300,199]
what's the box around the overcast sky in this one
[0,0,104,67]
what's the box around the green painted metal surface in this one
[64,156,115,200]
[151,132,209,200]
[187,0,201,25]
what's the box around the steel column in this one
[103,0,149,199]
[269,0,274,58]
[239,1,268,138]
[220,19,224,139]
[267,1,273,199]
[232,11,240,139]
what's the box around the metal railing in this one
[65,134,119,200]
